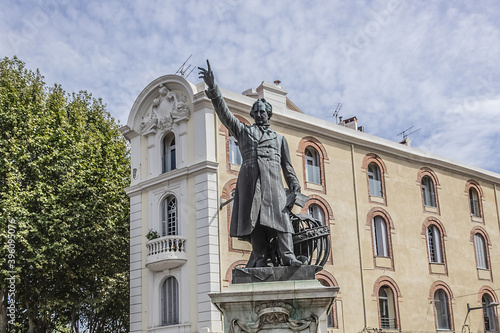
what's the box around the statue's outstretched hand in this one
[198,59,215,89]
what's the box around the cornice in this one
[124,160,219,196]
[270,111,500,184]
[187,78,500,184]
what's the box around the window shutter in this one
[475,234,488,269]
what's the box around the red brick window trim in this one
[316,271,339,329]
[478,288,499,332]
[366,207,395,271]
[220,115,251,175]
[421,217,448,275]
[224,260,247,284]
[373,276,402,330]
[417,167,441,215]
[361,153,388,205]
[429,281,455,331]
[465,179,485,222]
[221,179,249,254]
[297,136,328,194]
[470,227,492,279]
[301,195,334,265]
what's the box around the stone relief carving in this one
[140,83,191,135]
[229,301,318,333]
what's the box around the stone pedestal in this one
[209,268,338,333]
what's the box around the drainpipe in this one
[351,145,368,327]
[495,184,500,234]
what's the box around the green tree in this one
[0,57,130,333]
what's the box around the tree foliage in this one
[0,57,130,332]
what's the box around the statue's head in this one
[250,98,272,125]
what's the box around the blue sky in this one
[1,0,499,173]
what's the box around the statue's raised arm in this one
[198,60,215,89]
[198,60,243,140]
[199,59,304,268]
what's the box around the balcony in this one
[146,236,187,271]
[380,317,397,330]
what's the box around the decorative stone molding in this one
[145,235,187,271]
[210,280,338,333]
[140,83,191,135]
[230,301,318,333]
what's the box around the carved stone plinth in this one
[232,266,322,284]
[209,279,338,333]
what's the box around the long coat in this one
[207,86,301,240]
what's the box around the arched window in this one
[368,163,383,197]
[308,204,326,225]
[162,197,177,236]
[422,176,436,207]
[316,273,339,329]
[379,286,397,329]
[305,147,321,184]
[162,135,176,173]
[372,216,389,257]
[427,225,443,263]
[469,188,480,217]
[434,289,451,330]
[474,233,488,269]
[161,277,179,326]
[466,180,484,221]
[228,136,242,165]
[482,293,497,331]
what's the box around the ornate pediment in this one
[140,83,191,135]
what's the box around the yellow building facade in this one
[122,74,500,333]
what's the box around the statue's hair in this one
[250,98,273,119]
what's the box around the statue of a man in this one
[199,60,303,267]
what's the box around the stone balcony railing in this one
[146,236,187,271]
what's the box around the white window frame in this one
[162,136,176,173]
[372,216,389,257]
[427,225,443,263]
[474,233,488,269]
[469,188,480,217]
[368,163,383,197]
[422,176,436,207]
[305,148,321,184]
[161,276,179,326]
[162,197,177,236]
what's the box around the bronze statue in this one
[199,60,303,267]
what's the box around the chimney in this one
[399,138,411,146]
[256,81,287,113]
[340,116,358,130]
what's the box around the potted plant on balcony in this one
[146,229,160,241]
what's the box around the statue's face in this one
[252,104,269,126]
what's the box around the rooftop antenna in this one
[332,103,343,124]
[397,126,421,140]
[175,55,195,78]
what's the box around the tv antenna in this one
[175,55,195,78]
[397,126,421,140]
[332,103,343,124]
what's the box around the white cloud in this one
[1,0,499,173]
